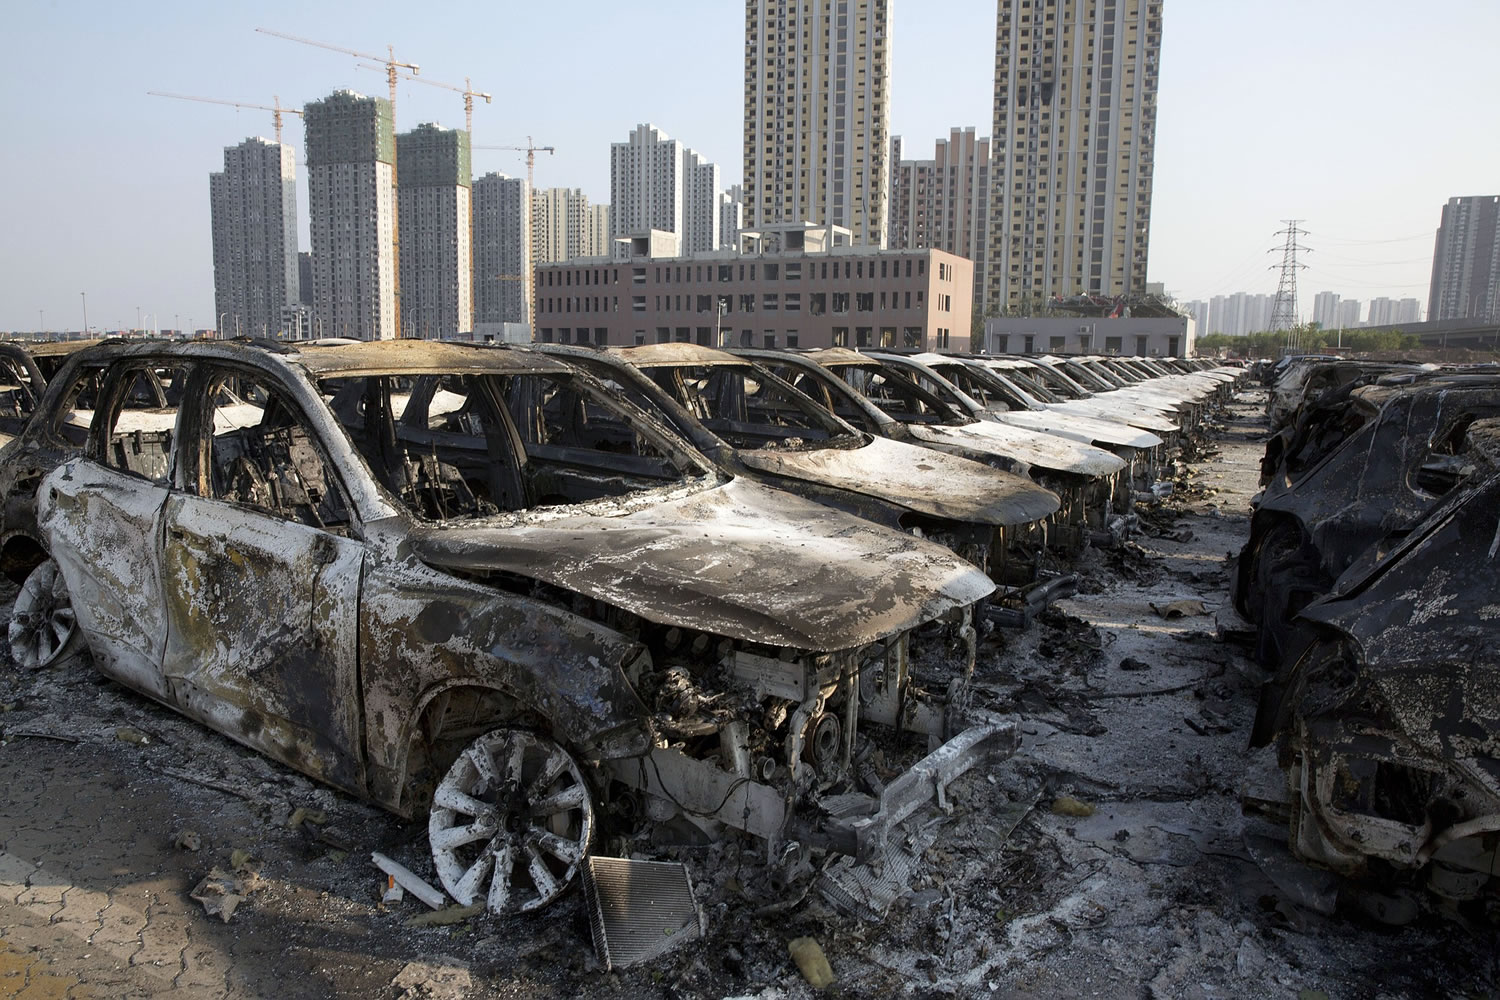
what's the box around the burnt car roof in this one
[605,343,743,366]
[58,338,575,379]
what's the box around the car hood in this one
[409,477,994,652]
[988,408,1162,450]
[736,434,1059,527]
[1045,400,1180,434]
[905,421,1127,478]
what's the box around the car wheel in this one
[8,559,83,671]
[428,728,593,914]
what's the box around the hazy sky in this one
[4,0,1497,332]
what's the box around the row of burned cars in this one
[1239,355,1500,913]
[0,336,1237,916]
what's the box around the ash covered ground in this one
[0,387,1495,999]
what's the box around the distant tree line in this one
[1198,323,1421,356]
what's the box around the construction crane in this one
[356,64,490,134]
[258,27,421,336]
[473,138,555,190]
[148,91,304,144]
[256,28,418,109]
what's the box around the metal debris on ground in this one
[371,851,447,910]
[582,856,703,970]
[1149,599,1211,618]
[173,829,201,852]
[188,867,252,923]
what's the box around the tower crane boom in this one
[148,91,304,144]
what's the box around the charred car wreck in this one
[1252,467,1500,913]
[13,338,1018,915]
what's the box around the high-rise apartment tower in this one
[209,137,298,339]
[304,90,396,340]
[1428,195,1499,323]
[889,127,993,308]
[985,0,1162,315]
[397,123,473,338]
[743,0,892,247]
[473,172,532,328]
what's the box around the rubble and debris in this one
[173,829,201,852]
[390,957,472,1000]
[404,903,485,928]
[1150,599,1210,619]
[787,936,835,989]
[1050,796,1096,818]
[188,867,253,923]
[112,726,149,745]
[371,852,446,911]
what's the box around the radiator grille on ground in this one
[583,856,703,969]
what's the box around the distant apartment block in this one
[397,123,472,338]
[1428,195,1499,323]
[585,204,611,258]
[209,137,298,340]
[889,127,992,310]
[1366,297,1397,328]
[609,124,722,255]
[304,90,396,340]
[297,251,313,306]
[532,188,587,264]
[534,224,970,350]
[986,0,1162,314]
[1396,297,1421,324]
[1312,291,1342,331]
[683,150,722,254]
[473,172,531,329]
[1337,299,1362,330]
[719,185,745,252]
[743,0,892,247]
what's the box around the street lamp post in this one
[218,312,228,340]
[80,292,87,338]
[136,306,142,336]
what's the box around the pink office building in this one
[533,225,972,351]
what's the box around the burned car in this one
[20,338,1013,915]
[532,342,1061,580]
[1252,467,1500,910]
[0,339,101,446]
[1235,373,1500,666]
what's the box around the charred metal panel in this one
[410,477,994,653]
[357,554,653,812]
[159,494,367,794]
[38,461,170,696]
[737,434,1059,527]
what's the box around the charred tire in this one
[8,559,83,671]
[428,728,594,914]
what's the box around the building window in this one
[902,327,922,348]
[764,333,777,349]
[785,293,801,312]
[763,293,779,311]
[786,333,799,348]
[856,292,873,312]
[856,327,872,347]
[880,327,895,348]
[656,327,670,344]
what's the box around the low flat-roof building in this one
[983,315,1195,358]
[534,224,971,351]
